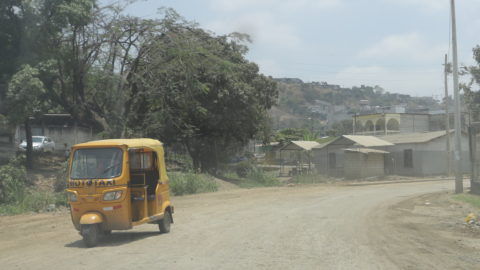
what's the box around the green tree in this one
[274,128,305,145]
[6,65,45,169]
[303,130,319,141]
[128,20,278,171]
[460,46,480,121]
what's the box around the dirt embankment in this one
[370,190,480,269]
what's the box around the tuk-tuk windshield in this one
[70,148,124,179]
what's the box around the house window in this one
[404,149,413,168]
[329,153,336,169]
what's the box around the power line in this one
[267,60,442,68]
[265,73,443,82]
[258,64,440,74]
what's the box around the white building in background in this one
[373,105,405,114]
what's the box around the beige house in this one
[353,112,470,137]
[353,113,429,136]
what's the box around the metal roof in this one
[278,141,320,151]
[374,130,459,144]
[314,135,393,149]
[343,148,389,154]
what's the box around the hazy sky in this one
[122,0,480,98]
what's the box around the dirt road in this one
[1,180,479,269]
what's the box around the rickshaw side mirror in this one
[128,148,135,160]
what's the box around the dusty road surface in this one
[1,179,478,269]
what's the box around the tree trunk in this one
[24,118,33,170]
[184,138,200,172]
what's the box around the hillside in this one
[269,79,446,131]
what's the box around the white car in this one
[19,136,55,152]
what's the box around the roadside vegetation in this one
[293,174,330,184]
[237,164,280,188]
[452,194,480,208]
[169,171,219,196]
[0,156,68,215]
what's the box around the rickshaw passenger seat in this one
[147,195,156,201]
[131,195,145,202]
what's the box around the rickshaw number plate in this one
[85,186,96,194]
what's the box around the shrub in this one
[236,161,252,178]
[240,166,280,188]
[54,160,70,192]
[222,172,239,179]
[0,156,28,204]
[169,171,219,196]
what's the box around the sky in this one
[120,0,480,98]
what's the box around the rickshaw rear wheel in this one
[158,211,171,233]
[82,224,100,247]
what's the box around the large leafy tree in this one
[1,2,278,172]
[6,65,45,169]
[125,14,278,171]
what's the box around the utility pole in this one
[450,0,463,193]
[444,54,451,176]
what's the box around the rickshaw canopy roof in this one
[74,138,163,151]
[73,138,168,181]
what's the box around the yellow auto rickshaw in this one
[66,139,173,247]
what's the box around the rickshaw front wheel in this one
[158,212,171,233]
[82,224,100,247]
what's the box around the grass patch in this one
[452,194,480,208]
[293,174,330,184]
[169,171,219,196]
[0,155,69,215]
[222,172,239,179]
[0,190,68,215]
[240,166,280,188]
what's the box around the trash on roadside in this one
[465,213,477,222]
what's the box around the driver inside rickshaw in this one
[95,150,123,178]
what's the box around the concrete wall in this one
[15,125,101,151]
[399,114,429,134]
[45,126,100,150]
[420,133,470,175]
[376,144,424,176]
[314,145,345,176]
[344,152,384,179]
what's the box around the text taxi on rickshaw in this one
[66,139,174,247]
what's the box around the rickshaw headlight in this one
[67,192,78,202]
[103,190,123,201]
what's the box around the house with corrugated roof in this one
[314,131,470,177]
[369,130,469,176]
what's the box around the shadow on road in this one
[65,231,161,248]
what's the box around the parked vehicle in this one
[231,155,249,163]
[66,139,174,247]
[254,154,266,164]
[19,136,55,152]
